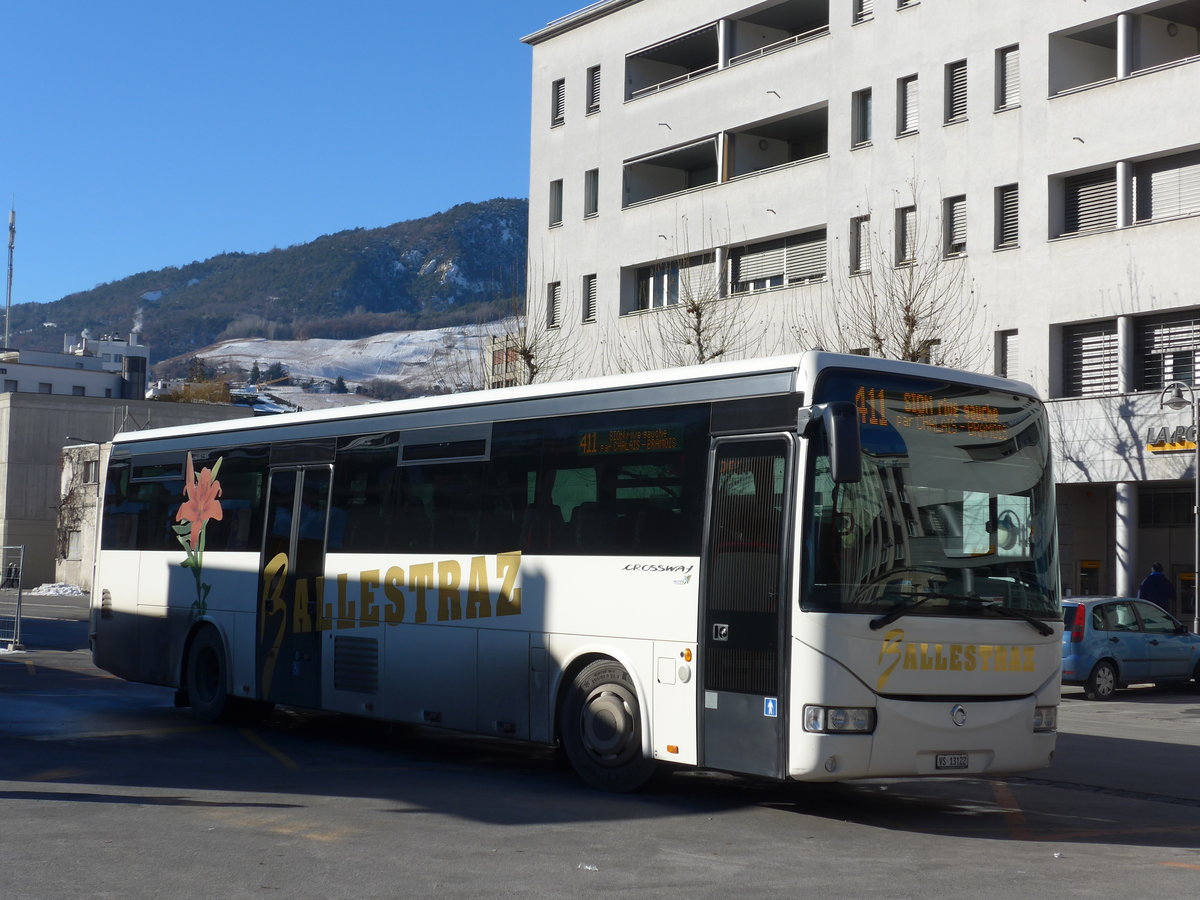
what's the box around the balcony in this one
[726,106,828,179]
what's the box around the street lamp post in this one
[1159,381,1200,634]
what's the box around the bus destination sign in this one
[578,425,682,455]
[854,385,1009,441]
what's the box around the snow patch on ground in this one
[26,583,87,595]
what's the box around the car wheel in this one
[1084,660,1118,701]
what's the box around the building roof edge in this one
[521,0,642,45]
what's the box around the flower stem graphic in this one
[173,453,224,617]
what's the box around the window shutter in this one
[998,330,1019,378]
[786,231,826,283]
[999,46,1020,108]
[854,0,874,22]
[997,184,1019,247]
[947,61,968,121]
[551,79,565,126]
[587,66,601,113]
[583,274,597,322]
[547,282,562,327]
[898,206,916,262]
[946,196,966,253]
[1064,169,1117,233]
[678,256,715,300]
[1062,321,1118,396]
[852,216,871,273]
[1136,311,1200,389]
[900,76,919,133]
[733,239,786,283]
[1134,150,1200,222]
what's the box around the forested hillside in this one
[7,198,527,364]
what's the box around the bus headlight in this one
[1033,706,1057,733]
[803,705,876,734]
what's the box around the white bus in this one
[91,352,1061,791]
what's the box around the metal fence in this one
[0,546,25,650]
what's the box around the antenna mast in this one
[4,206,13,350]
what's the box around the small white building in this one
[523,0,1200,614]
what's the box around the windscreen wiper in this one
[868,591,1054,635]
[869,593,933,630]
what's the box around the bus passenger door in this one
[700,437,793,778]
[258,465,332,709]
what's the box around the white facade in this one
[524,0,1200,610]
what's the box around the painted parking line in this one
[990,780,1032,841]
[1161,862,1200,870]
[240,728,300,770]
[30,725,215,741]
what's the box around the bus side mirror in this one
[799,402,862,484]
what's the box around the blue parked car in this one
[1062,597,1200,700]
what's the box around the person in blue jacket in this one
[1136,562,1175,611]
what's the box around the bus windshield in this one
[802,368,1059,620]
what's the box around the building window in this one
[943,195,966,256]
[38,382,52,394]
[897,0,918,7]
[634,255,715,312]
[996,45,1020,110]
[850,215,871,274]
[1062,168,1117,235]
[1134,149,1200,223]
[895,206,916,265]
[2,379,15,392]
[582,274,597,323]
[584,168,599,218]
[551,78,565,127]
[549,179,563,227]
[853,0,874,23]
[104,388,112,398]
[851,88,872,146]
[731,229,827,294]
[1139,488,1194,528]
[66,530,82,561]
[1062,320,1118,397]
[995,184,1019,248]
[996,329,1019,378]
[944,60,967,123]
[72,385,85,396]
[897,75,919,136]
[586,65,601,114]
[547,282,562,328]
[1136,309,1200,391]
[83,459,100,483]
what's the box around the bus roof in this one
[110,352,1037,451]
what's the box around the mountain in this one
[7,198,528,366]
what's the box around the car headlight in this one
[1033,705,1057,733]
[803,705,876,733]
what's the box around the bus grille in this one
[705,646,777,695]
[333,636,379,694]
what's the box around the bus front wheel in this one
[186,626,231,723]
[559,660,656,792]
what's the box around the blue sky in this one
[1,0,572,306]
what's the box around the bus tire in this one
[186,626,232,723]
[559,659,656,792]
[1084,660,1117,701]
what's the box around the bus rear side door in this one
[258,465,332,709]
[700,436,793,778]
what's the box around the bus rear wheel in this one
[186,626,232,723]
[559,660,656,792]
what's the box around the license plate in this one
[936,753,969,770]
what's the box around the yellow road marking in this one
[25,767,87,781]
[1160,862,1200,870]
[240,728,300,770]
[990,780,1032,841]
[31,726,213,741]
[25,661,35,675]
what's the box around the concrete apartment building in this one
[0,333,251,589]
[522,0,1200,612]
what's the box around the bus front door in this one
[258,465,332,709]
[700,437,792,779]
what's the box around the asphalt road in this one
[2,603,1199,899]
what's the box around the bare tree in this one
[792,187,986,369]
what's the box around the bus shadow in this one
[7,617,1200,847]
